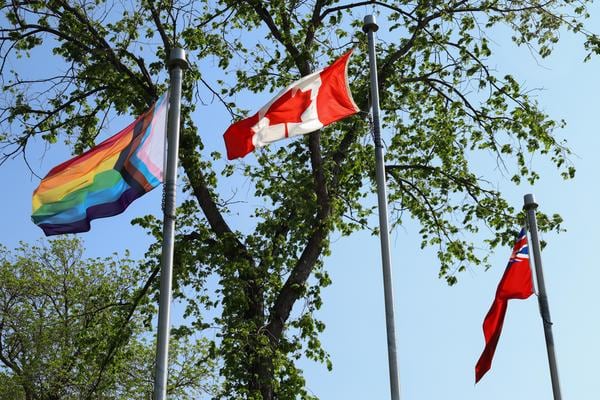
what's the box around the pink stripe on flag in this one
[137,93,168,181]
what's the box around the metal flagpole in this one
[363,15,401,400]
[153,48,188,400]
[523,193,562,400]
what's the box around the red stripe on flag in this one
[223,113,260,161]
[316,51,359,125]
[44,103,157,177]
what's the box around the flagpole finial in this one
[168,48,188,70]
[363,15,379,33]
[523,193,538,210]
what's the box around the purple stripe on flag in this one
[37,186,147,235]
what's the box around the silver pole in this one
[363,15,401,400]
[523,194,562,400]
[153,48,188,400]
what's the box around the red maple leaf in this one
[264,88,312,126]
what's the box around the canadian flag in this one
[223,50,360,160]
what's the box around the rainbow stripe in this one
[32,93,168,236]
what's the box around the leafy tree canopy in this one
[1,1,598,398]
[0,237,217,399]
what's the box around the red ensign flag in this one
[475,228,534,383]
[223,51,359,160]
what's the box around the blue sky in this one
[1,5,600,400]
[299,13,600,399]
